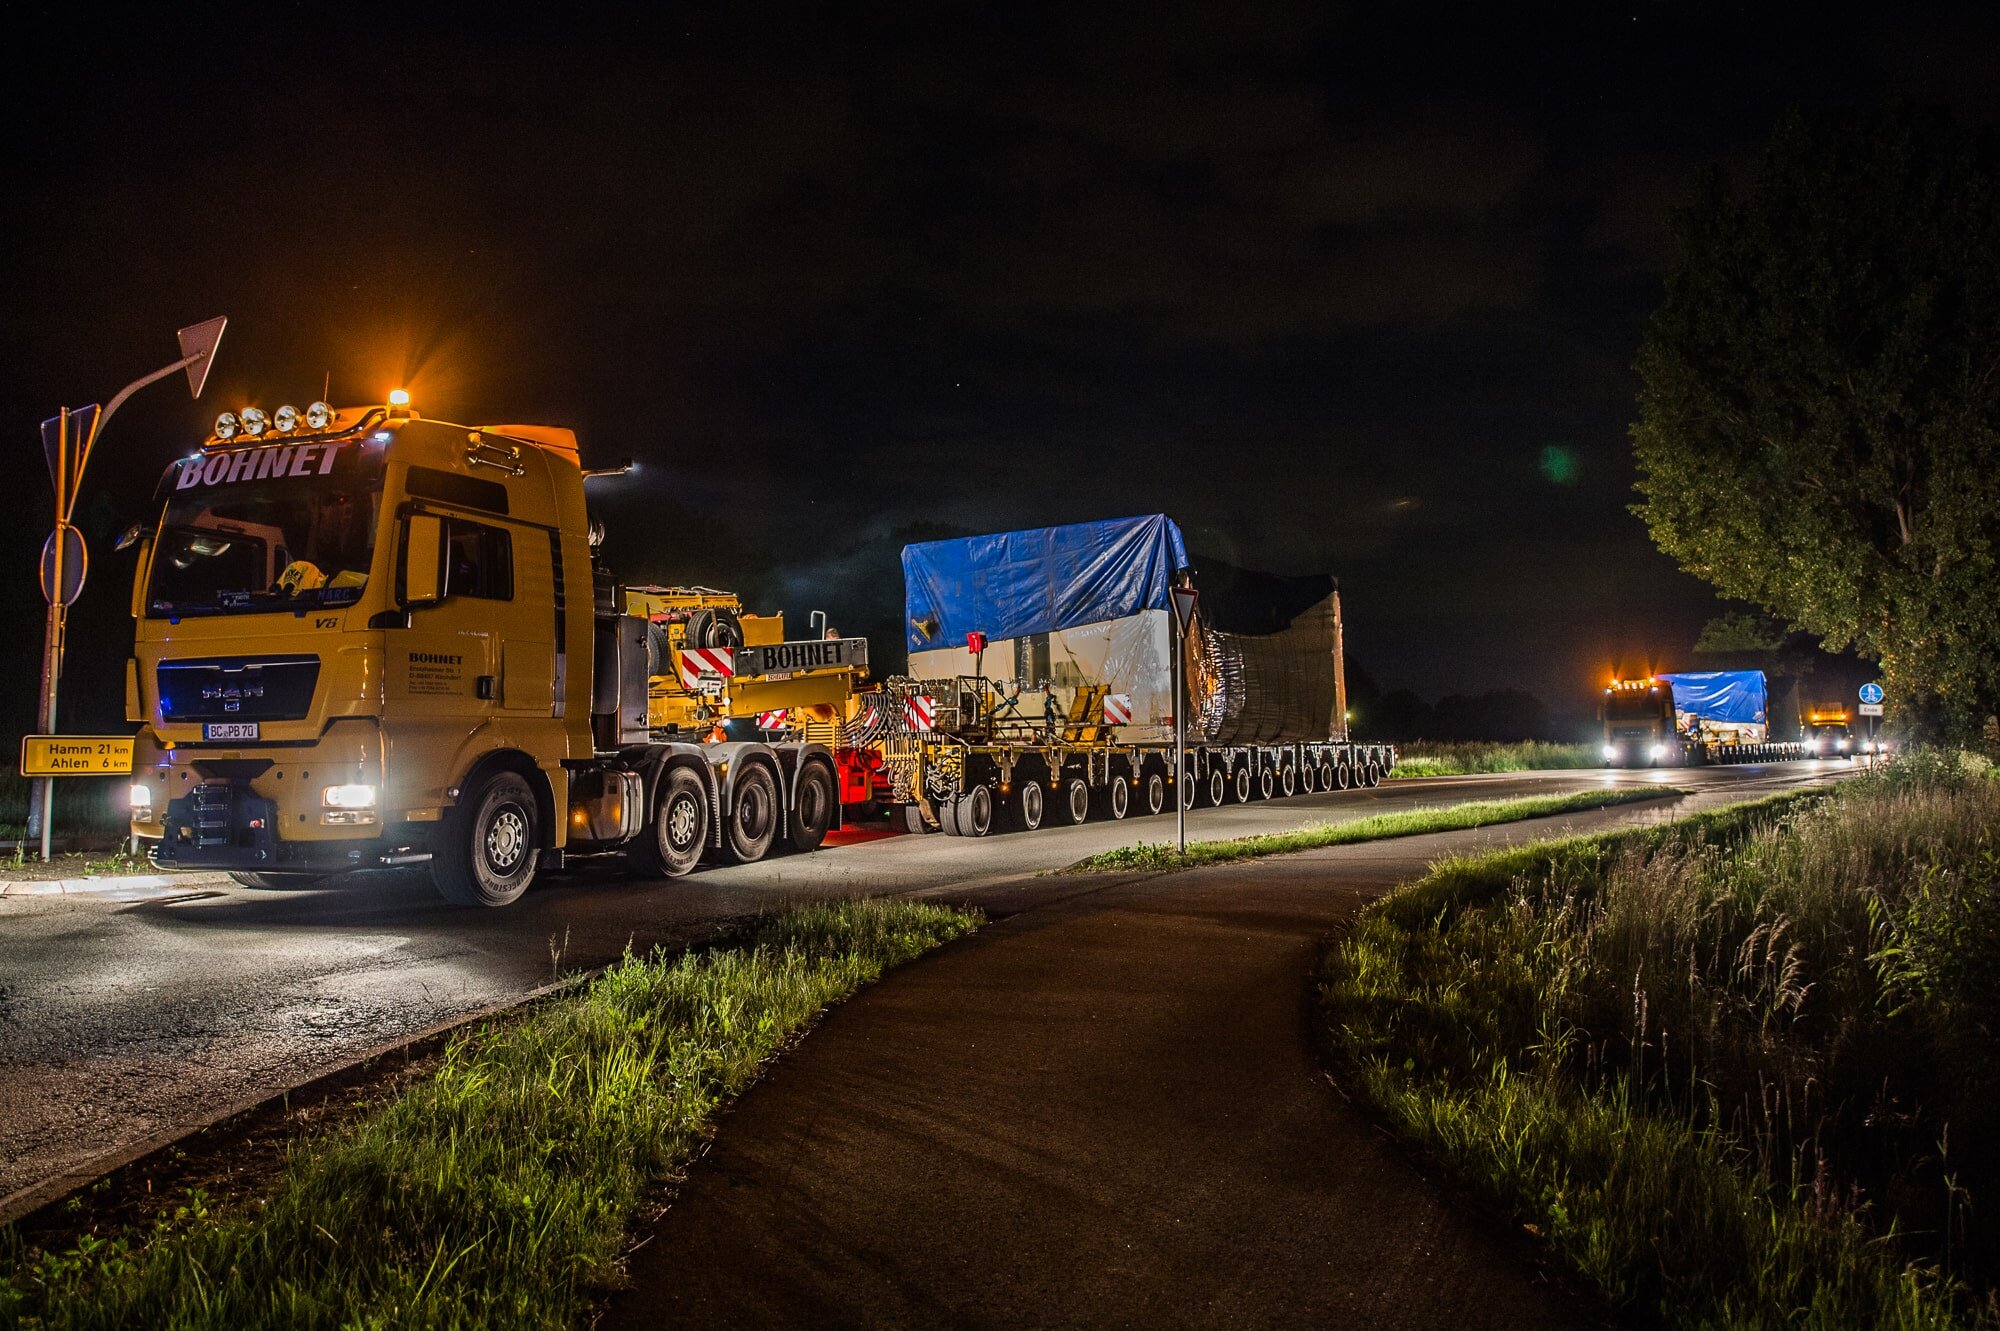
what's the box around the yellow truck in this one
[124,394,864,905]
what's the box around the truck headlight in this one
[1648,743,1666,760]
[1803,738,1819,754]
[323,784,378,809]
[129,782,153,811]
[1836,739,1848,752]
[1602,743,1619,761]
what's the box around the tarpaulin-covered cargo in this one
[904,515,1345,745]
[1658,670,1769,739]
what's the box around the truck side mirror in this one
[402,513,446,606]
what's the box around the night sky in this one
[7,3,1998,738]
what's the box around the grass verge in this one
[0,898,979,1330]
[1068,786,1678,872]
[1388,740,1598,778]
[1319,754,2000,1329]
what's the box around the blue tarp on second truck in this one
[1657,670,1768,726]
[902,514,1190,650]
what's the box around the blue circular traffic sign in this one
[1859,682,1885,705]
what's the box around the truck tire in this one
[432,770,540,908]
[1058,776,1091,825]
[1181,774,1198,809]
[1206,768,1227,807]
[1257,767,1275,800]
[1012,779,1046,831]
[1098,776,1129,820]
[1334,761,1352,790]
[1362,760,1382,788]
[1280,765,1297,797]
[724,764,779,862]
[228,871,318,890]
[790,763,836,852]
[940,795,964,836]
[628,767,708,879]
[954,785,994,838]
[903,804,934,834]
[1232,766,1252,804]
[1140,772,1166,815]
[1298,764,1316,794]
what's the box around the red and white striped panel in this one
[1102,693,1133,725]
[756,709,789,730]
[678,647,736,690]
[904,695,937,732]
[862,703,881,729]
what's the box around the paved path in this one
[605,794,1786,1329]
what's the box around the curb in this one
[0,971,590,1228]
[0,872,230,899]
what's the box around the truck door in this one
[387,513,512,805]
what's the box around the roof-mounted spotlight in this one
[386,388,415,420]
[240,406,269,438]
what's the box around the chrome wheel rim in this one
[485,806,528,873]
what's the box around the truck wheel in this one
[955,785,994,837]
[724,764,779,863]
[1232,767,1252,803]
[1362,761,1382,787]
[1099,776,1129,820]
[903,804,934,834]
[432,770,540,908]
[1206,767,1227,806]
[1012,779,1046,831]
[1058,776,1091,825]
[628,767,708,878]
[790,764,836,852]
[1334,762,1352,790]
[1257,767,1275,800]
[940,794,964,836]
[1141,772,1166,816]
[1280,765,1297,797]
[1298,764,1316,794]
[228,872,318,890]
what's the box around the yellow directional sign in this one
[20,735,134,776]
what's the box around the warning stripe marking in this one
[678,647,737,690]
[1102,694,1133,725]
[756,709,789,730]
[905,695,936,731]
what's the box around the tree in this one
[1632,107,2000,740]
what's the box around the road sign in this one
[1858,702,1884,717]
[176,317,228,399]
[21,735,133,776]
[41,405,100,492]
[1170,586,1198,635]
[39,527,87,606]
[1858,682,1885,705]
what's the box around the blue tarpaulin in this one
[903,515,1191,650]
[1658,670,1768,725]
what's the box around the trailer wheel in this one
[939,795,963,836]
[1279,765,1296,797]
[1361,760,1382,788]
[903,804,935,834]
[789,763,836,852]
[1181,774,1198,809]
[1298,764,1316,794]
[1334,762,1352,790]
[1140,772,1166,816]
[1059,776,1091,825]
[1012,779,1046,831]
[955,785,994,837]
[1257,767,1275,800]
[1206,767,1227,807]
[627,767,709,879]
[1232,766,1252,803]
[432,770,540,908]
[724,764,779,862]
[1099,776,1129,820]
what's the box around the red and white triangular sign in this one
[176,316,228,399]
[1170,586,1198,634]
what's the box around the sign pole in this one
[30,409,71,861]
[1169,584,1198,856]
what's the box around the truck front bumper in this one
[148,780,430,874]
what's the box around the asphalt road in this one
[0,762,1851,1219]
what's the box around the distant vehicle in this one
[1800,705,1854,759]
[1601,670,1790,767]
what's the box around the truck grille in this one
[158,655,320,723]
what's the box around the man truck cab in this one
[125,396,844,906]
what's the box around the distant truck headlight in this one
[323,784,378,809]
[1803,738,1820,754]
[129,781,153,811]
[1648,743,1666,760]
[1602,743,1619,761]
[1836,738,1849,752]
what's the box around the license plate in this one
[204,722,260,742]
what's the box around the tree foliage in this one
[1633,106,2000,740]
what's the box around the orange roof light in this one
[388,388,411,407]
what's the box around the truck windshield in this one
[146,442,385,617]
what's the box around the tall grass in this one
[1069,786,1676,872]
[1388,740,1598,778]
[0,899,979,1330]
[1321,755,2000,1329]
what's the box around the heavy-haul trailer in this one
[1600,670,1809,767]
[123,394,864,906]
[865,516,1396,835]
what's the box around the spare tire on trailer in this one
[687,607,745,651]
